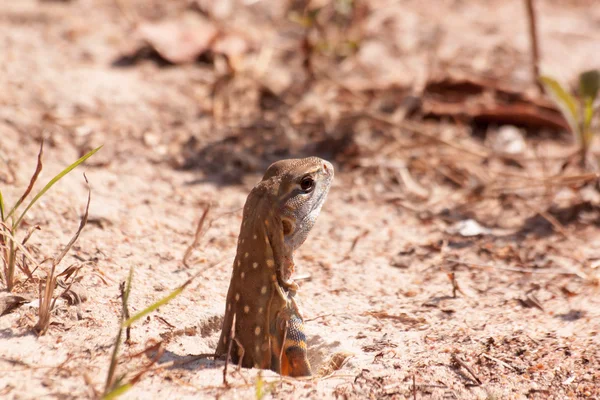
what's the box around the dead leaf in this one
[0,293,28,316]
[422,74,570,131]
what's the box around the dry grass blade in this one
[183,205,211,268]
[53,175,91,267]
[34,174,91,336]
[4,140,44,222]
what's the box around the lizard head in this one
[262,157,334,252]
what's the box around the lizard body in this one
[216,157,334,377]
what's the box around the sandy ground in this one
[1,0,600,399]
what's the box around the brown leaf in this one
[0,293,28,316]
[421,74,570,131]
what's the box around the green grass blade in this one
[123,267,133,305]
[13,145,102,231]
[122,286,184,328]
[102,383,133,400]
[540,76,580,137]
[103,324,124,396]
[0,190,5,222]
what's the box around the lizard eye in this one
[300,176,315,193]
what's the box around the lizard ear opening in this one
[282,219,294,236]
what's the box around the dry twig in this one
[524,0,543,92]
[451,354,482,386]
[183,205,211,268]
[340,229,370,262]
[481,353,518,372]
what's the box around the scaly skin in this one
[215,157,334,377]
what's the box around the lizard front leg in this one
[281,255,305,321]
